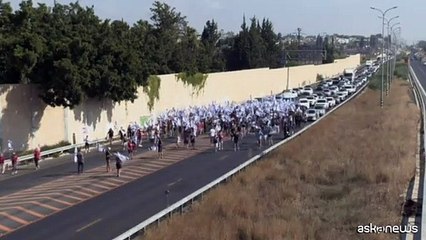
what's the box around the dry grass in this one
[140,80,419,240]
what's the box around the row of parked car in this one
[286,65,374,121]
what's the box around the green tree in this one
[260,18,282,68]
[323,36,335,64]
[247,16,266,68]
[228,16,250,70]
[418,40,426,51]
[149,1,186,74]
[199,19,224,72]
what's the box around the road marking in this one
[0,207,45,218]
[0,192,84,203]
[22,201,61,211]
[87,182,112,191]
[0,212,29,225]
[0,223,12,232]
[219,155,228,161]
[76,218,102,232]
[167,178,182,187]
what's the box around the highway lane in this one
[412,60,426,89]
[410,59,426,240]
[0,78,368,240]
[0,137,182,197]
[0,133,290,240]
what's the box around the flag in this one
[114,152,129,163]
[73,147,77,163]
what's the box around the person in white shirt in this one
[209,128,216,145]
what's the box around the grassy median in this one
[141,79,419,240]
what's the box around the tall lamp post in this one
[370,6,398,108]
[384,16,399,95]
[393,27,401,82]
[390,23,400,84]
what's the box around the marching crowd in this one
[0,95,308,177]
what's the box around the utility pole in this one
[390,23,400,84]
[376,15,399,96]
[370,6,398,108]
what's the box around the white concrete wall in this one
[0,54,360,151]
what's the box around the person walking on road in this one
[157,136,163,159]
[84,135,90,153]
[176,131,181,149]
[127,140,136,160]
[107,128,114,146]
[76,148,84,174]
[190,130,196,150]
[218,130,224,151]
[233,129,240,151]
[115,154,123,177]
[105,147,112,173]
[33,146,41,170]
[11,152,18,175]
[0,153,5,174]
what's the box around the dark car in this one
[316,85,324,91]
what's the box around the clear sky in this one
[7,0,425,43]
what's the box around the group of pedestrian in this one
[0,93,307,178]
[0,145,41,175]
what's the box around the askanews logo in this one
[357,223,418,234]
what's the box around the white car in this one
[343,85,356,94]
[333,94,342,103]
[326,97,336,107]
[306,96,316,106]
[316,99,329,109]
[303,86,314,95]
[298,98,310,109]
[323,89,332,96]
[292,88,302,95]
[329,86,339,95]
[314,104,326,116]
[306,109,319,121]
[325,79,333,86]
[338,88,349,96]
[336,91,347,100]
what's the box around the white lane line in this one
[76,218,102,232]
[167,178,182,187]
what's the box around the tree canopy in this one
[0,0,325,108]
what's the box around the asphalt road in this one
[0,77,366,240]
[409,59,426,240]
[0,132,302,240]
[0,137,181,197]
[411,59,426,90]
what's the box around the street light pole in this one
[390,23,400,84]
[385,16,399,96]
[370,6,398,108]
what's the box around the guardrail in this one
[408,64,426,240]
[3,137,119,167]
[112,75,370,240]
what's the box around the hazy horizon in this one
[7,0,424,43]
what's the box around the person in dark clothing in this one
[190,133,196,149]
[115,155,122,177]
[183,130,189,149]
[233,131,240,151]
[107,128,114,146]
[76,148,84,174]
[11,152,18,175]
[157,137,163,159]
